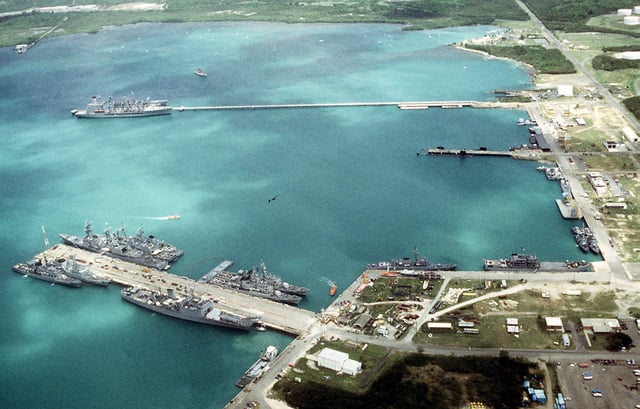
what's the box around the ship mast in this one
[41,225,49,266]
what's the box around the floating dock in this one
[198,260,234,283]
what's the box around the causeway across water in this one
[173,100,520,111]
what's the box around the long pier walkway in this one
[40,244,317,335]
[173,100,521,112]
[421,147,546,160]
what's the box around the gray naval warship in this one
[199,262,309,305]
[71,96,172,119]
[13,257,83,288]
[121,287,260,331]
[59,222,183,270]
[367,247,457,271]
[58,256,112,286]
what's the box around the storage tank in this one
[624,15,640,25]
[634,6,640,14]
[619,8,633,16]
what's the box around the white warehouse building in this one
[317,348,362,376]
[624,15,640,25]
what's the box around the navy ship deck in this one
[39,244,316,335]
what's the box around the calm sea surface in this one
[0,23,595,408]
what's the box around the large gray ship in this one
[59,256,111,286]
[120,287,260,331]
[13,258,83,288]
[367,247,457,271]
[59,222,183,270]
[484,250,590,272]
[71,96,172,118]
[199,263,308,305]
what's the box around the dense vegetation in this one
[592,54,640,70]
[0,0,527,47]
[273,354,537,409]
[623,95,640,120]
[465,44,576,74]
[522,0,636,32]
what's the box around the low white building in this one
[557,85,574,97]
[581,318,621,334]
[623,126,638,143]
[624,15,640,25]
[317,348,362,376]
[545,317,564,332]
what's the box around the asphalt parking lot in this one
[556,359,640,408]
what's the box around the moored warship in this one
[71,96,172,118]
[59,222,183,270]
[572,226,600,255]
[199,263,308,305]
[120,287,260,331]
[59,256,111,286]
[12,258,83,287]
[367,247,457,271]
[484,249,590,272]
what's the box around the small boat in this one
[194,68,208,77]
[329,282,337,296]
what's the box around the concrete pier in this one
[39,244,316,335]
[173,100,498,112]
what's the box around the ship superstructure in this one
[59,222,183,270]
[71,96,172,118]
[199,262,308,305]
[121,287,260,331]
[367,247,457,271]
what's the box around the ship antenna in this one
[41,225,49,249]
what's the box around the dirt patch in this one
[106,2,166,11]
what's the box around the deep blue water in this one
[0,23,595,409]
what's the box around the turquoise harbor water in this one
[0,23,598,408]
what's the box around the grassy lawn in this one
[581,153,638,171]
[274,338,394,395]
[415,315,569,349]
[414,288,619,349]
[0,0,528,47]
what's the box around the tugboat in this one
[194,68,208,77]
[121,287,260,331]
[366,247,457,271]
[329,282,337,296]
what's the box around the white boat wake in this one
[138,215,181,220]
